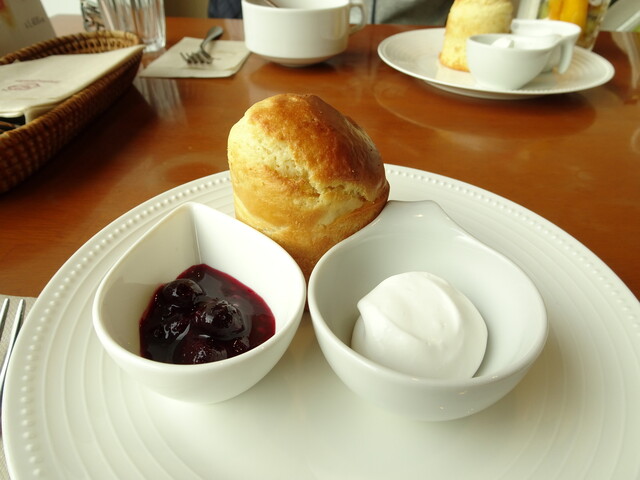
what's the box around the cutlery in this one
[0,298,26,417]
[180,26,224,65]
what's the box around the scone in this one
[439,0,514,71]
[228,93,389,280]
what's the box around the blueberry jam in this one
[139,264,275,365]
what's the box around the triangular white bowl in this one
[93,202,306,404]
[309,200,548,421]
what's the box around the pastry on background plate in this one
[440,0,514,71]
[228,93,389,280]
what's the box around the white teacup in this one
[511,18,581,72]
[241,0,366,67]
[467,33,572,91]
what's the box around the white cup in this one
[241,0,366,67]
[467,33,573,91]
[511,19,580,72]
[98,0,166,53]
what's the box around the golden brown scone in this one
[440,0,513,71]
[228,93,389,280]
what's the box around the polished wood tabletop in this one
[1,16,638,301]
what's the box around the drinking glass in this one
[535,0,611,49]
[80,0,104,32]
[98,0,166,52]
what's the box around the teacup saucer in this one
[378,28,615,100]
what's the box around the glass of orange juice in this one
[535,0,611,49]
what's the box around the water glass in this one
[80,0,105,32]
[97,0,166,52]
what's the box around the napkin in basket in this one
[139,37,250,78]
[0,45,144,123]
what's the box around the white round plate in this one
[378,29,615,99]
[4,166,640,479]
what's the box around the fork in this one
[180,26,224,65]
[0,298,26,412]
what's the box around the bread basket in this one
[0,31,143,194]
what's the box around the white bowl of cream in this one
[308,200,548,421]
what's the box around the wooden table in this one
[1,17,638,301]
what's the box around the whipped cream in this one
[351,272,487,380]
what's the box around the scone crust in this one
[228,93,389,278]
[440,0,513,71]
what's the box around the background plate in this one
[4,166,640,479]
[378,29,616,99]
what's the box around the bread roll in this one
[228,93,389,280]
[439,0,514,71]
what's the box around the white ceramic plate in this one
[378,29,616,99]
[4,166,640,479]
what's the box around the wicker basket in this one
[0,31,143,193]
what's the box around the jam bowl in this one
[93,202,306,404]
[308,200,548,421]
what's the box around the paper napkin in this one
[0,45,144,123]
[139,37,250,78]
